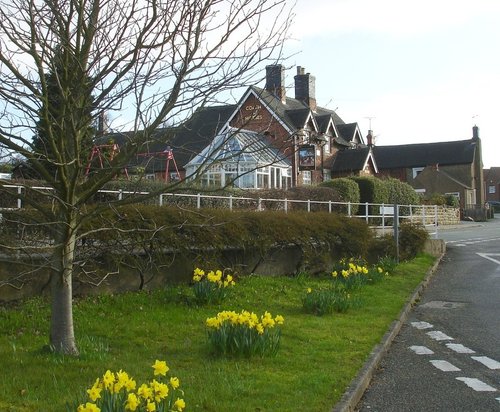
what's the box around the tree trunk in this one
[49,222,79,356]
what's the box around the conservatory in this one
[185,128,292,189]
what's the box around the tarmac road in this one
[355,218,500,411]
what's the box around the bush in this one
[422,193,459,207]
[320,178,360,214]
[349,176,389,220]
[246,186,343,212]
[383,177,420,206]
[398,222,429,260]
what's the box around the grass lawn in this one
[0,255,435,411]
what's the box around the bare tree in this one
[0,0,293,354]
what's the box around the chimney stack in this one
[472,125,480,140]
[366,130,374,147]
[294,66,317,111]
[265,65,286,103]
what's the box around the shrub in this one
[383,177,420,207]
[367,235,397,263]
[246,186,343,212]
[398,222,429,260]
[206,310,284,357]
[349,176,389,220]
[320,178,360,214]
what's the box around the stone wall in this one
[407,206,460,226]
[0,239,444,304]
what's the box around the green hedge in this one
[319,178,360,214]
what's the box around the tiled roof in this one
[336,123,358,143]
[102,105,236,172]
[373,139,477,169]
[249,86,345,130]
[330,147,371,172]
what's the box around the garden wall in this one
[0,239,444,303]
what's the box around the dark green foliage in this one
[320,178,360,214]
[245,186,343,212]
[422,193,459,207]
[349,176,389,205]
[398,222,429,260]
[368,235,397,263]
[383,177,420,206]
[349,176,389,219]
[79,204,374,272]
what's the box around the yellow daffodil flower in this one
[173,398,186,411]
[152,360,169,376]
[169,376,180,389]
[125,393,139,411]
[77,402,101,412]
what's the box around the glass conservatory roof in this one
[186,128,291,168]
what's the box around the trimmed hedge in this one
[320,178,360,214]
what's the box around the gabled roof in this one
[336,123,363,145]
[232,86,345,133]
[413,166,471,190]
[373,139,477,169]
[102,105,236,172]
[185,128,291,168]
[329,147,377,173]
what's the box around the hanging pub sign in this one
[298,144,316,171]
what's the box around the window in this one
[412,167,424,179]
[489,185,496,194]
[302,171,311,185]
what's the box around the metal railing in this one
[0,184,439,237]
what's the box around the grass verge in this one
[0,254,435,411]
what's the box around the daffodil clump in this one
[76,360,185,412]
[192,267,236,304]
[302,286,357,315]
[206,310,285,357]
[331,257,392,289]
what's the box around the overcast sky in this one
[284,0,500,168]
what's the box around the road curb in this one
[331,251,445,412]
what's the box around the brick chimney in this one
[294,66,317,111]
[472,124,479,141]
[366,130,374,147]
[265,64,286,103]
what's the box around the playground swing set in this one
[85,143,180,182]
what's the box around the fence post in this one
[229,195,233,211]
[434,205,439,239]
[118,189,123,201]
[307,199,311,212]
[348,202,351,217]
[258,198,262,211]
[394,203,399,263]
[159,194,163,207]
[284,198,288,213]
[328,200,332,213]
[365,202,369,223]
[381,203,385,230]
[17,186,22,209]
[197,193,201,209]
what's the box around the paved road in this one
[356,217,500,411]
